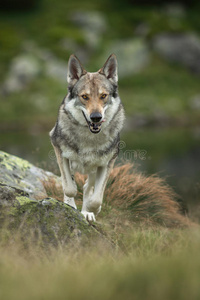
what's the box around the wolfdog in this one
[50,54,125,222]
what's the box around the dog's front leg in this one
[53,145,77,209]
[81,172,96,222]
[82,159,116,222]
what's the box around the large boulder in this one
[45,58,68,83]
[0,151,98,246]
[101,39,151,78]
[3,54,41,93]
[0,150,49,199]
[70,11,107,50]
[153,33,200,73]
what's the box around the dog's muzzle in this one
[82,111,104,134]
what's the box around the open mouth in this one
[88,122,102,134]
[82,112,103,134]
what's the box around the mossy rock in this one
[1,196,97,247]
[0,150,53,199]
[0,151,101,246]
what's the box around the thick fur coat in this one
[50,54,125,222]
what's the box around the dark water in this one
[1,127,200,210]
[123,128,200,202]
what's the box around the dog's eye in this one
[82,95,89,100]
[100,94,107,100]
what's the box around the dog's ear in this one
[67,54,86,85]
[99,54,118,84]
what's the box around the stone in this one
[0,151,50,199]
[71,11,106,33]
[153,33,200,73]
[45,59,68,83]
[70,11,107,49]
[190,95,200,110]
[1,196,94,247]
[3,54,41,93]
[1,41,70,94]
[102,39,151,78]
[162,3,186,18]
[0,151,99,246]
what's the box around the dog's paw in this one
[87,199,102,215]
[81,211,96,223]
[64,195,77,209]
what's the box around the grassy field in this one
[1,162,199,300]
[0,226,200,300]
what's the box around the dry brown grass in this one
[42,177,63,202]
[106,163,190,227]
[43,163,192,228]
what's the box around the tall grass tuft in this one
[75,163,191,228]
[43,163,192,227]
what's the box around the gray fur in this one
[50,54,125,222]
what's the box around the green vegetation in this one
[1,162,199,299]
[0,1,200,127]
[0,226,200,300]
[0,3,200,298]
[1,56,200,127]
[0,153,199,299]
[120,56,200,121]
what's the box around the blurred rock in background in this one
[153,33,200,73]
[70,11,107,50]
[3,54,41,94]
[103,39,151,78]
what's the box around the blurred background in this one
[0,0,200,220]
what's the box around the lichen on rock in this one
[0,150,49,199]
[0,151,98,246]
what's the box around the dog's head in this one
[66,54,119,134]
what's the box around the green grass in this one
[1,157,198,299]
[0,227,200,300]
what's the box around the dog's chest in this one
[61,128,116,174]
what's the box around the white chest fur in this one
[59,96,124,174]
[61,127,117,174]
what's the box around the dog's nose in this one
[90,112,102,123]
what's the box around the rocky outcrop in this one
[153,33,200,73]
[0,151,98,246]
[102,39,151,78]
[70,11,107,50]
[0,150,50,199]
[2,48,68,94]
[3,54,41,93]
